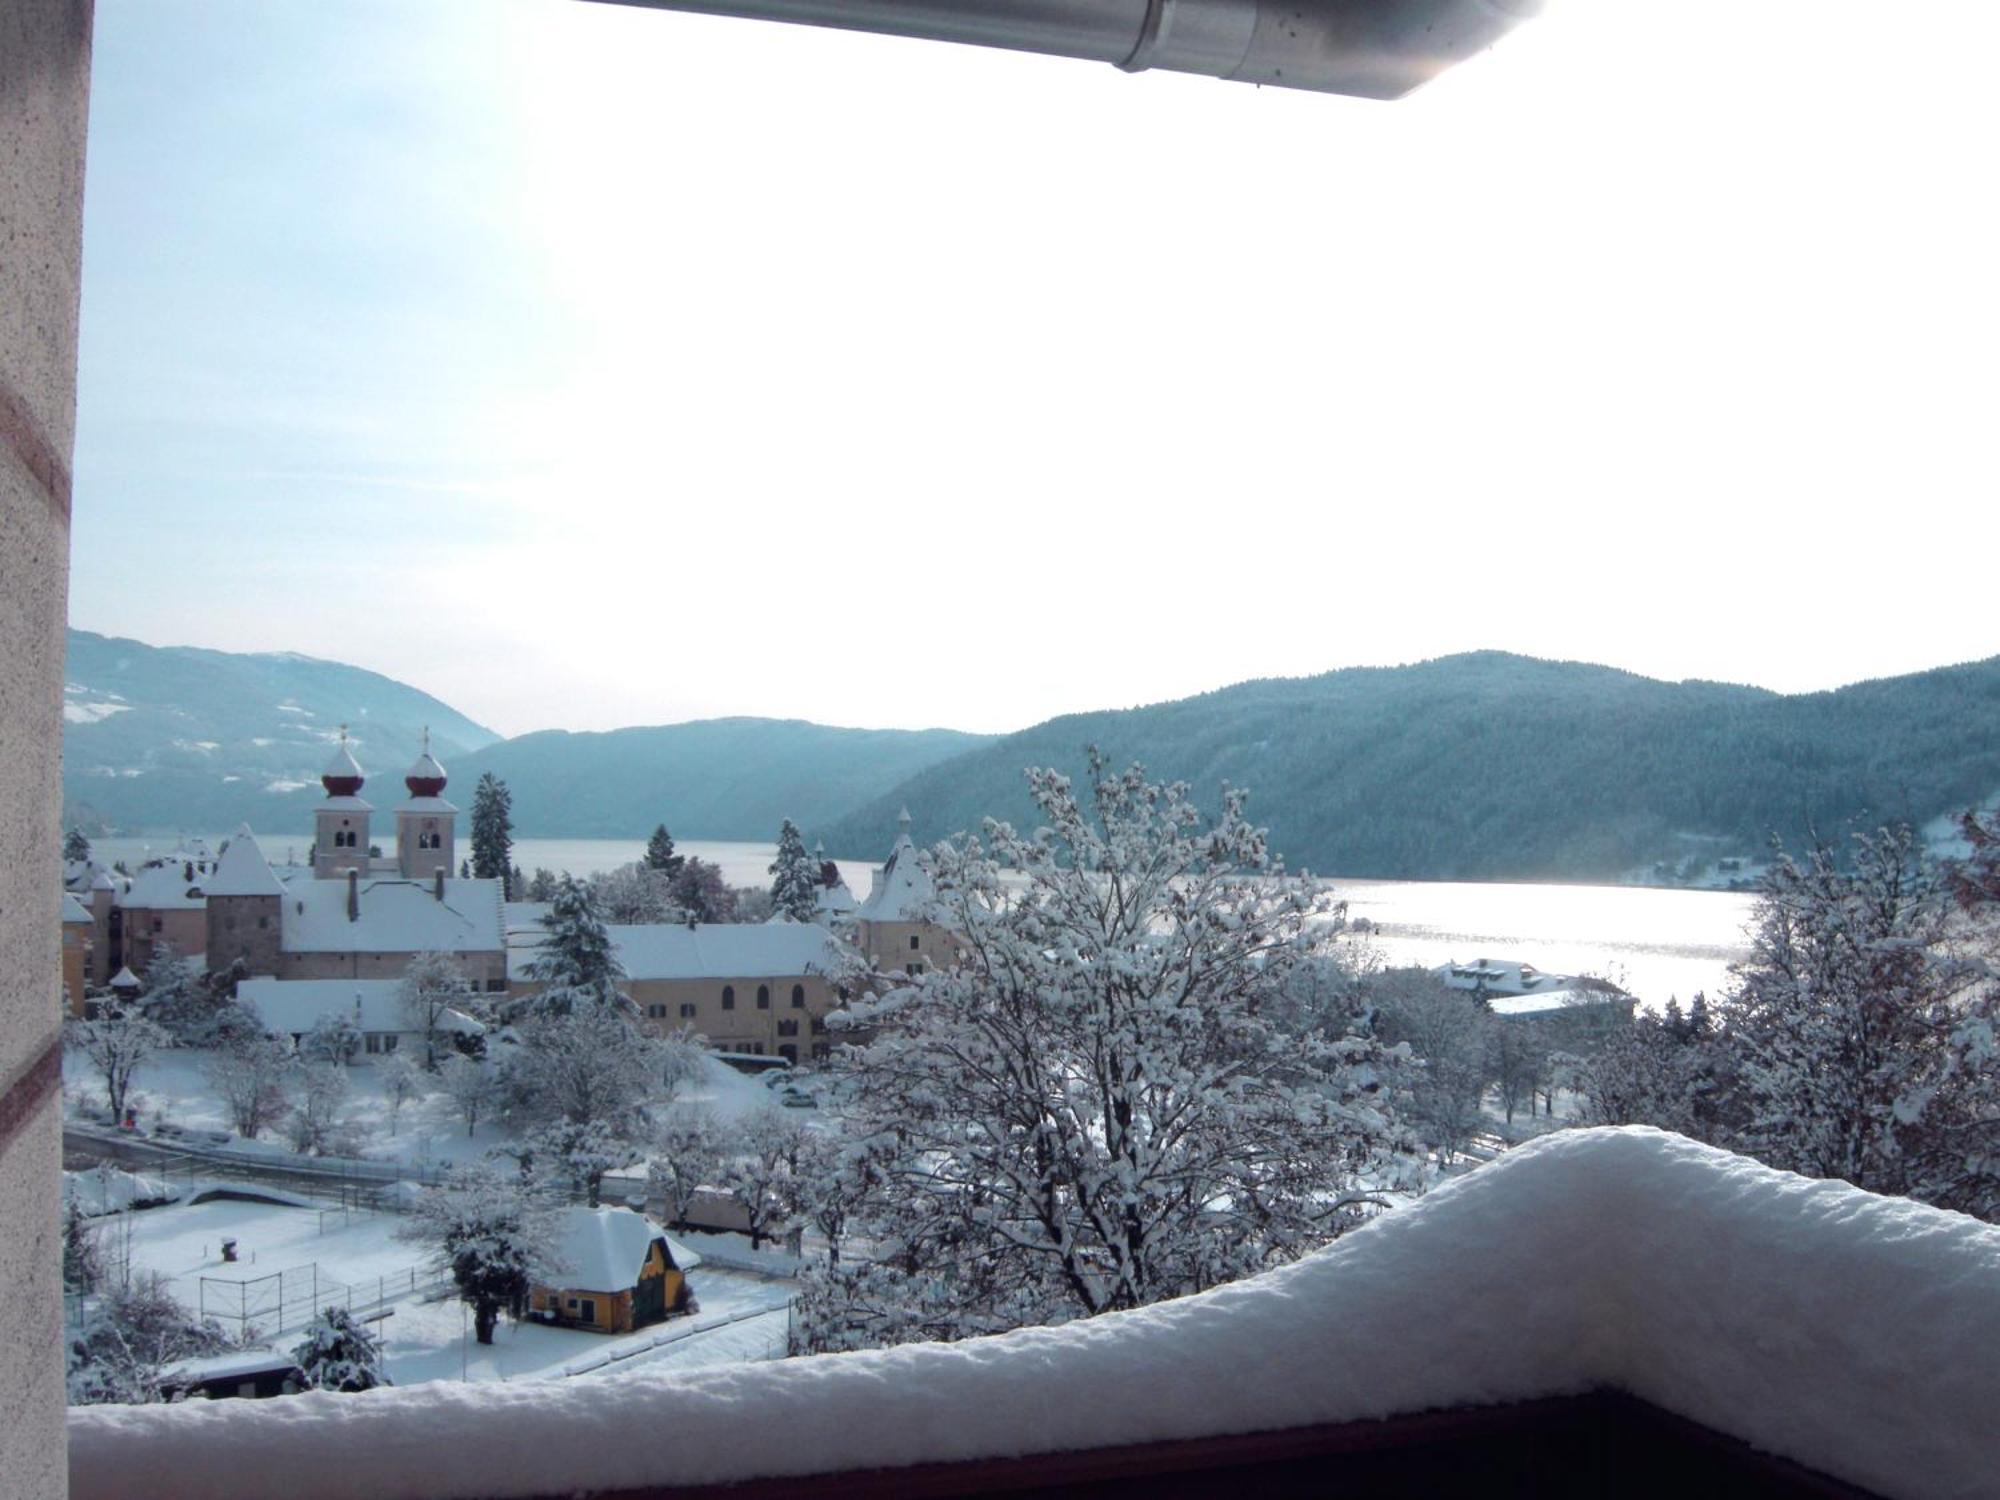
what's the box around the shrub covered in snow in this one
[291,1306,388,1393]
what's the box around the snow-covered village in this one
[10,2,2000,1498]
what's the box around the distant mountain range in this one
[819,652,2000,881]
[63,629,2000,883]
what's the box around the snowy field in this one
[102,1194,795,1388]
[68,1048,786,1176]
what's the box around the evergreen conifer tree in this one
[292,1306,389,1391]
[769,819,819,922]
[525,876,624,1009]
[645,824,684,877]
[64,828,92,864]
[471,773,514,895]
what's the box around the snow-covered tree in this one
[66,1272,232,1406]
[204,1032,293,1140]
[470,773,513,894]
[647,1106,724,1230]
[135,944,212,1043]
[716,1107,809,1250]
[63,1198,104,1294]
[645,824,684,877]
[522,1118,638,1207]
[399,952,473,1070]
[590,861,678,925]
[65,1004,165,1124]
[301,1011,363,1067]
[668,857,736,924]
[399,1164,561,1344]
[1716,827,1999,1219]
[523,867,561,902]
[507,1004,659,1129]
[802,755,1417,1352]
[769,819,820,923]
[439,1053,498,1138]
[523,877,624,1012]
[657,1024,710,1101]
[378,1052,426,1136]
[292,1306,389,1392]
[284,1063,350,1155]
[64,827,92,864]
[1368,968,1492,1163]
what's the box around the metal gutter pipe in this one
[576,0,1538,100]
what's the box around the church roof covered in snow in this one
[856,832,934,924]
[280,877,504,956]
[113,860,213,911]
[510,922,851,984]
[238,977,484,1039]
[544,1206,700,1293]
[206,828,288,898]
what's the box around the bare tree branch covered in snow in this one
[795,754,1419,1353]
[65,1005,166,1123]
[399,952,473,1070]
[203,1032,292,1140]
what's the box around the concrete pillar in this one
[1,2,93,1495]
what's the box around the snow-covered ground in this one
[98,1193,795,1389]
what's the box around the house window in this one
[258,916,268,929]
[810,1016,826,1035]
[152,918,163,933]
[909,934,920,951]
[812,1043,830,1060]
[790,984,805,1009]
[777,1019,798,1037]
[646,1004,664,1019]
[910,962,925,976]
[486,978,506,992]
[757,985,770,1009]
[721,985,735,1010]
[779,1044,797,1064]
[679,1003,696,1019]
[578,1298,597,1323]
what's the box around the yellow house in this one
[528,1206,700,1335]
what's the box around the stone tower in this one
[395,729,457,881]
[313,729,373,878]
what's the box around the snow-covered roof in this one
[67,1129,2000,1500]
[158,1349,303,1387]
[315,795,374,813]
[90,869,116,893]
[114,861,212,911]
[237,977,484,1038]
[1436,958,1573,998]
[280,877,504,956]
[62,892,94,924]
[323,740,365,781]
[509,922,851,984]
[394,795,458,814]
[108,967,141,989]
[206,828,287,898]
[1488,988,1631,1018]
[544,1206,697,1293]
[856,833,934,923]
[816,880,858,917]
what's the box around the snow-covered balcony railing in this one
[69,1129,2000,1500]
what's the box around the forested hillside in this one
[460,720,995,839]
[819,653,2000,881]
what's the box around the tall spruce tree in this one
[524,876,624,1010]
[769,819,820,922]
[645,824,684,877]
[471,773,514,895]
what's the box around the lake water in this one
[87,834,1754,1008]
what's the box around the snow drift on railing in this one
[67,1128,2000,1500]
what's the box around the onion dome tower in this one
[313,726,374,879]
[396,727,458,880]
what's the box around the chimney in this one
[434,868,445,902]
[347,868,360,923]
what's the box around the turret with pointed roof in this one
[396,728,457,880]
[313,727,373,879]
[206,826,286,978]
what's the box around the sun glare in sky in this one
[71,0,2000,737]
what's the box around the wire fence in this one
[197,1261,450,1342]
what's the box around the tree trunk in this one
[475,1299,499,1344]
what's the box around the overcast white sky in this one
[71,0,2000,738]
